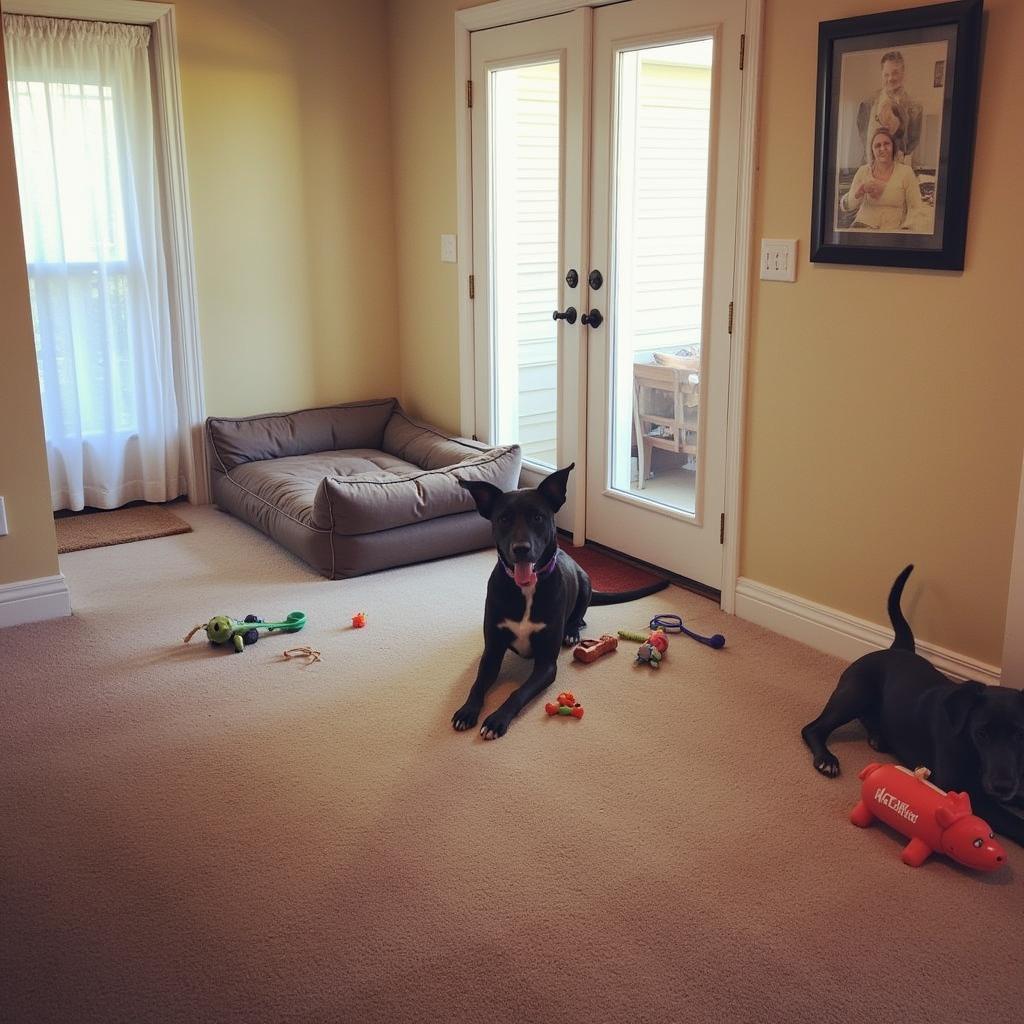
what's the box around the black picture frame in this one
[810,0,983,270]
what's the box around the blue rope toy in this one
[649,613,726,650]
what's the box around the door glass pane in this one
[608,39,713,515]
[488,60,560,468]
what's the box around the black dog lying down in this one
[802,565,1024,844]
[454,464,667,740]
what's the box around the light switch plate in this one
[440,234,457,263]
[0,496,8,536]
[760,238,797,282]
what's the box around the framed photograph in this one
[810,0,983,270]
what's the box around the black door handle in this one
[581,308,603,328]
[552,306,577,325]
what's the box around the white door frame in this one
[1002,453,1024,686]
[455,0,762,611]
[3,0,209,504]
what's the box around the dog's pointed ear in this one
[458,478,503,520]
[944,681,986,733]
[537,463,574,512]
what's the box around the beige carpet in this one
[1,505,1020,1024]
[54,504,192,553]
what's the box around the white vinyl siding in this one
[620,58,711,366]
[491,61,559,467]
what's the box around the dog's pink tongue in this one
[514,561,537,587]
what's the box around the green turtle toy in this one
[184,612,307,653]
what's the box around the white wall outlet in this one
[0,496,8,536]
[440,234,457,263]
[760,239,798,282]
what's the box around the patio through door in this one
[470,0,747,590]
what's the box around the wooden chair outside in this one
[632,360,699,489]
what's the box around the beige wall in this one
[746,0,1024,663]
[388,0,1024,664]
[388,0,490,432]
[173,0,399,418]
[0,28,58,588]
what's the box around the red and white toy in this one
[851,763,1007,871]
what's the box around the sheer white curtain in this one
[4,14,185,511]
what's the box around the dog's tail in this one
[888,564,915,653]
[590,579,670,605]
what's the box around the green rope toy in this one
[184,612,307,653]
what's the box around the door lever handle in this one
[581,308,603,328]
[552,306,577,325]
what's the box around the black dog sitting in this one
[801,565,1024,844]
[454,464,667,740]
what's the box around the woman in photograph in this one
[840,127,927,232]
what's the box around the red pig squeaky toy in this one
[851,763,1007,871]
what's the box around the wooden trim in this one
[456,0,620,33]
[454,19,475,438]
[0,573,71,628]
[2,0,170,24]
[4,0,209,505]
[735,576,1002,687]
[1002,455,1024,683]
[719,0,762,615]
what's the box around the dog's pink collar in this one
[498,550,559,580]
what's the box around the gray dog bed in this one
[206,398,520,579]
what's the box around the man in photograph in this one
[857,50,923,166]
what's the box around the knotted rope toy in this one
[183,611,307,653]
[282,646,322,664]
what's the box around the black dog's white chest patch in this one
[498,584,545,657]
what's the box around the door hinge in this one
[720,513,725,545]
[739,34,746,71]
[467,80,473,108]
[469,274,475,299]
[727,300,734,335]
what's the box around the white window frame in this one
[4,0,209,503]
[454,0,763,612]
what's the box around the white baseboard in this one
[734,577,1001,687]
[0,573,72,629]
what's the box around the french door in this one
[470,9,589,531]
[470,0,747,590]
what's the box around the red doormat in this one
[557,537,666,592]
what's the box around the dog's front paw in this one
[563,618,586,647]
[452,701,482,731]
[480,710,512,740]
[813,753,840,778]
